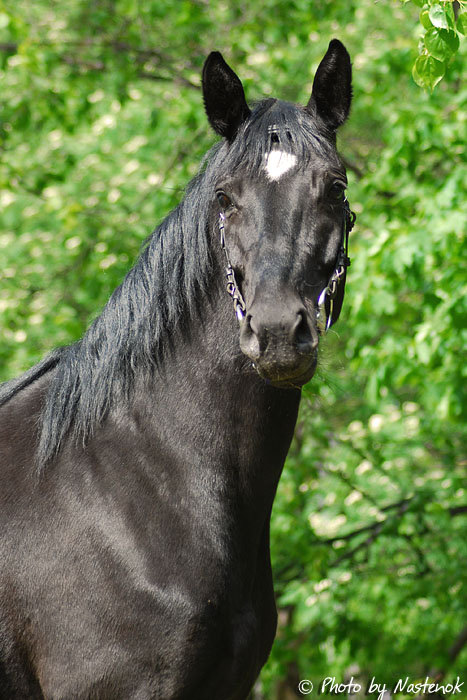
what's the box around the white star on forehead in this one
[264,150,297,181]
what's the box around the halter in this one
[316,199,356,333]
[218,201,356,330]
[218,212,247,321]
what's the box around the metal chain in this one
[218,213,246,321]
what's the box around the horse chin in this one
[254,354,318,390]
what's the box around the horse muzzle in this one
[239,303,319,388]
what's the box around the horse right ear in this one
[202,52,251,141]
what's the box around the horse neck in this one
[131,280,301,554]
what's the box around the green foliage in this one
[0,1,465,697]
[402,0,465,89]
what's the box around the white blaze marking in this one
[264,150,297,181]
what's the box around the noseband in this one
[218,200,356,330]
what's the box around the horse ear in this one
[202,52,251,141]
[307,39,352,131]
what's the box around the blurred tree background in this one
[0,0,465,696]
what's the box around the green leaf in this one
[428,3,455,30]
[457,12,467,36]
[419,10,432,29]
[424,28,460,61]
[412,53,445,90]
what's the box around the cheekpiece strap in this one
[219,213,246,321]
[316,200,355,333]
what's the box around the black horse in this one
[0,40,353,699]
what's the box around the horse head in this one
[202,40,353,388]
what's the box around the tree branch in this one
[448,625,467,664]
[0,40,200,89]
[319,498,412,545]
[428,625,467,689]
[449,505,467,517]
[330,523,384,567]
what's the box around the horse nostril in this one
[294,311,318,353]
[240,307,317,361]
[248,313,260,338]
[240,314,262,360]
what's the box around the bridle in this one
[316,198,356,333]
[218,200,356,330]
[218,212,247,321]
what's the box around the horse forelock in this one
[210,99,341,180]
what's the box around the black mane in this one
[0,99,341,468]
[37,166,217,468]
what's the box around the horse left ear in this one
[307,39,352,131]
[202,52,251,141]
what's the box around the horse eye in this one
[216,191,233,211]
[329,183,346,201]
